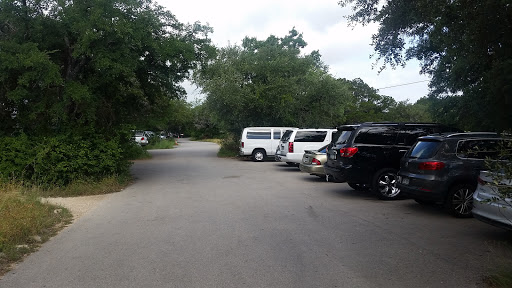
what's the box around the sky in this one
[157,0,431,104]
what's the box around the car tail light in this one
[241,142,244,148]
[288,142,294,153]
[418,162,445,170]
[339,147,358,157]
[312,158,322,165]
[141,137,145,141]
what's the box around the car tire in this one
[444,183,474,218]
[372,168,400,200]
[348,182,369,191]
[252,149,266,162]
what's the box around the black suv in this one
[324,123,461,200]
[397,132,508,217]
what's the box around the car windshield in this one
[409,141,442,159]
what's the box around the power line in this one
[376,80,429,90]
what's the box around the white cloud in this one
[159,0,430,103]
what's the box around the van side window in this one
[247,131,271,139]
[273,131,282,139]
[294,131,328,142]
[354,126,399,145]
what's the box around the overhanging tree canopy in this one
[340,0,512,131]
[0,0,215,136]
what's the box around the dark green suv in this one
[397,132,508,217]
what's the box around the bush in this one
[0,134,132,186]
[218,134,239,157]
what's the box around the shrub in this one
[0,133,132,186]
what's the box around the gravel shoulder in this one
[42,195,109,222]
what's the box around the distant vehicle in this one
[145,131,155,139]
[276,128,336,166]
[325,122,461,200]
[299,145,328,177]
[473,170,512,230]
[398,133,506,217]
[133,130,149,146]
[240,127,297,161]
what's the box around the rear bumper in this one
[397,173,446,202]
[299,163,325,175]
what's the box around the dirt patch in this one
[42,194,109,222]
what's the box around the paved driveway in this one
[1,139,510,287]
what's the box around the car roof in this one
[417,132,500,141]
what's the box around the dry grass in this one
[0,175,131,277]
[0,183,72,276]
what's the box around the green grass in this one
[146,138,176,150]
[34,175,132,198]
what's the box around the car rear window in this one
[294,131,328,142]
[281,130,294,141]
[332,130,353,145]
[409,141,442,159]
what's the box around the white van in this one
[276,128,337,165]
[240,127,297,161]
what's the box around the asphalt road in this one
[1,139,511,288]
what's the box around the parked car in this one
[277,128,337,166]
[473,170,512,230]
[133,130,149,146]
[239,127,297,161]
[325,123,461,200]
[397,133,505,217]
[275,128,299,165]
[299,145,328,177]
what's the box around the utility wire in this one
[377,80,429,90]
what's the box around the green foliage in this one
[146,138,176,150]
[0,134,131,186]
[194,29,353,135]
[0,0,214,136]
[339,0,512,131]
[217,134,240,158]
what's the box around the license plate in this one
[401,177,409,185]
[328,153,336,160]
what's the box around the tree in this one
[339,0,512,131]
[194,29,352,135]
[0,0,215,184]
[0,0,215,136]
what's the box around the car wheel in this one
[348,182,369,191]
[372,168,400,200]
[444,184,474,218]
[252,149,266,162]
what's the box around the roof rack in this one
[445,132,499,138]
